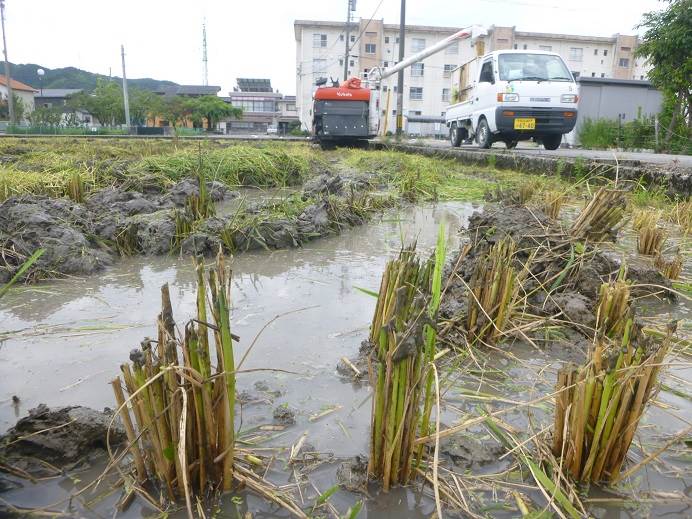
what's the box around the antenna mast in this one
[202,20,209,86]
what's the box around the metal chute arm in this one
[369,25,486,84]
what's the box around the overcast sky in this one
[7,0,663,95]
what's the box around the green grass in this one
[340,149,569,202]
[0,139,321,201]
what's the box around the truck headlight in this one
[497,93,519,102]
[561,94,578,103]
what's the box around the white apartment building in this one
[294,20,650,136]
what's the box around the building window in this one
[409,87,423,100]
[350,35,355,42]
[365,43,376,54]
[393,86,397,92]
[313,58,327,74]
[591,72,596,77]
[601,73,605,78]
[539,45,552,51]
[604,49,608,56]
[445,41,459,55]
[382,85,388,91]
[621,46,631,52]
[619,58,630,67]
[313,34,327,48]
[569,48,583,61]
[411,38,426,53]
[392,109,396,115]
[572,71,580,79]
[340,34,344,41]
[408,110,421,116]
[513,43,518,49]
[395,37,399,44]
[287,104,296,111]
[594,49,598,55]
[411,62,424,77]
[442,88,450,102]
[339,59,344,66]
[384,61,389,67]
[443,64,455,77]
[350,59,354,66]
[385,36,390,44]
[523,44,528,49]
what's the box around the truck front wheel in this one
[542,134,562,150]
[476,118,492,149]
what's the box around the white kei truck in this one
[445,50,579,150]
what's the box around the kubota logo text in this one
[336,92,353,97]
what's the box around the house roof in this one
[154,85,221,96]
[577,77,655,88]
[0,76,37,92]
[35,88,83,99]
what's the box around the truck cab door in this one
[475,58,497,132]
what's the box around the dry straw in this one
[542,190,566,220]
[466,236,519,345]
[654,254,683,280]
[571,187,627,241]
[553,320,675,483]
[111,251,236,499]
[637,221,667,255]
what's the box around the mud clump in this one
[0,404,126,476]
[440,435,505,469]
[164,178,234,206]
[273,404,297,426]
[441,203,675,334]
[336,455,369,492]
[336,340,374,383]
[302,173,344,200]
[0,196,113,283]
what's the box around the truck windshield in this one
[498,53,573,82]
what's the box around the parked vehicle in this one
[310,26,485,146]
[445,50,578,150]
[266,127,278,135]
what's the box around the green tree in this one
[27,106,63,127]
[68,79,124,126]
[185,95,242,130]
[0,93,26,122]
[160,95,189,129]
[130,88,164,126]
[636,0,692,151]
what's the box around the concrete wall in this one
[565,78,662,146]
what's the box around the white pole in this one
[121,44,131,129]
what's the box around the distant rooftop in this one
[0,76,37,92]
[236,78,273,92]
[154,85,221,96]
[35,88,83,98]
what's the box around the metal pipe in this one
[395,0,405,137]
[0,0,14,125]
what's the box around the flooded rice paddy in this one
[1,199,690,518]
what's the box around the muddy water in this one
[1,200,690,518]
[0,202,475,517]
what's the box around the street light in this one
[37,68,44,96]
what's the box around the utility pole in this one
[0,0,14,125]
[343,0,354,81]
[202,20,208,86]
[120,45,131,130]
[395,0,405,138]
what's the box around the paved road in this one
[408,139,692,170]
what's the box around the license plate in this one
[514,118,536,130]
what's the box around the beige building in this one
[295,20,650,136]
[0,76,36,122]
